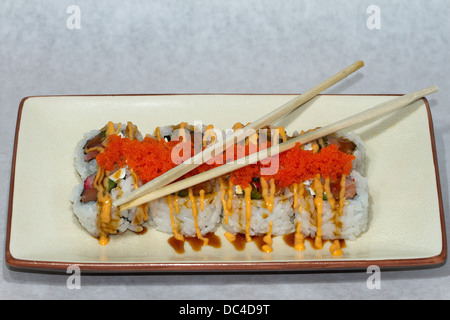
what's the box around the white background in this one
[1,0,449,299]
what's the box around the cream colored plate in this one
[6,94,446,272]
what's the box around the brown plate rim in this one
[5,94,447,273]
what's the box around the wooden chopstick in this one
[113,60,364,207]
[118,85,438,211]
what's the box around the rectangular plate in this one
[5,94,447,272]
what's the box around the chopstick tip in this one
[430,84,439,93]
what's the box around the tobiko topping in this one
[96,135,354,189]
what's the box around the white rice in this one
[74,129,100,180]
[70,167,148,238]
[148,187,223,237]
[70,182,100,237]
[222,190,295,237]
[293,170,369,240]
[149,179,222,237]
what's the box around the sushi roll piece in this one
[328,131,366,175]
[71,121,148,245]
[149,179,223,242]
[74,121,143,180]
[220,176,295,244]
[220,125,368,254]
[71,166,149,245]
[289,131,369,254]
[292,169,369,253]
[148,122,224,244]
[220,124,296,252]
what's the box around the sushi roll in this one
[148,122,224,244]
[70,120,369,255]
[289,130,369,254]
[71,121,148,245]
[220,124,296,252]
[74,121,143,180]
[220,125,369,254]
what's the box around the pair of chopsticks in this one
[114,61,438,210]
[113,60,363,208]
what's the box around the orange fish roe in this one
[231,143,355,188]
[227,141,271,187]
[97,135,354,188]
[97,135,220,184]
[230,164,260,187]
[96,135,180,184]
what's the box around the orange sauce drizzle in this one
[84,146,104,154]
[312,174,324,249]
[188,187,208,245]
[293,182,305,251]
[233,122,244,131]
[154,127,161,141]
[277,127,288,143]
[179,122,188,142]
[94,168,112,245]
[294,222,305,251]
[126,121,134,139]
[203,124,216,147]
[227,180,234,213]
[292,183,299,209]
[199,189,205,211]
[106,121,121,136]
[167,195,184,241]
[243,185,253,242]
[130,169,149,224]
[260,177,275,213]
[261,221,273,253]
[219,178,231,225]
[92,121,123,246]
[312,140,320,153]
[173,194,180,214]
[224,231,236,243]
[329,239,343,256]
[338,174,347,216]
[323,177,336,210]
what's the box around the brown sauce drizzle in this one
[283,234,346,252]
[168,233,221,253]
[225,234,275,253]
[135,226,148,235]
[168,236,185,254]
[168,231,285,254]
[226,233,248,251]
[252,235,270,252]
